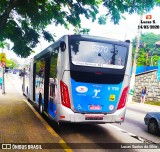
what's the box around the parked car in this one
[144,112,160,134]
[12,69,20,74]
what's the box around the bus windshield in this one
[70,40,127,69]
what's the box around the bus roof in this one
[67,35,130,46]
[34,37,63,60]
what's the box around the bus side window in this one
[35,59,45,92]
[49,48,58,100]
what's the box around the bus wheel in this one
[39,94,43,114]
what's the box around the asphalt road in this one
[113,102,160,144]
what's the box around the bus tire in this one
[39,94,43,114]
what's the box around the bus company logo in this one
[92,89,100,98]
[76,86,88,93]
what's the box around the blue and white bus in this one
[23,35,132,124]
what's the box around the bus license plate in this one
[85,114,104,120]
[89,105,101,110]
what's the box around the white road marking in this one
[108,124,159,147]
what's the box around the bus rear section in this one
[56,35,131,123]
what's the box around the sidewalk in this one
[0,74,71,152]
[127,100,160,111]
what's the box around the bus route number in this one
[92,44,109,53]
[108,87,119,91]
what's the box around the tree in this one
[74,28,90,35]
[0,41,8,50]
[132,33,160,66]
[6,59,18,68]
[0,0,158,58]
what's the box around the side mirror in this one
[156,41,160,48]
[60,41,66,52]
[125,40,130,43]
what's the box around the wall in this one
[133,70,160,102]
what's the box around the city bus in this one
[23,35,132,124]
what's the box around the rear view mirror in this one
[60,41,66,52]
[156,41,160,48]
[125,40,130,43]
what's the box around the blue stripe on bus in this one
[71,79,122,113]
[48,100,57,119]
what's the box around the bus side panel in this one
[48,50,60,120]
[28,59,34,101]
[56,35,70,105]
[22,67,25,94]
[47,36,67,120]
[23,67,30,97]
[113,43,132,121]
[55,36,73,121]
[125,43,132,78]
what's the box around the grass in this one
[145,101,160,106]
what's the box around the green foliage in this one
[6,59,18,68]
[35,60,43,75]
[74,28,90,35]
[0,41,8,49]
[0,0,158,57]
[132,33,160,66]
[137,48,147,65]
[145,101,160,106]
[102,0,156,24]
[98,15,106,25]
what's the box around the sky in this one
[4,6,160,65]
